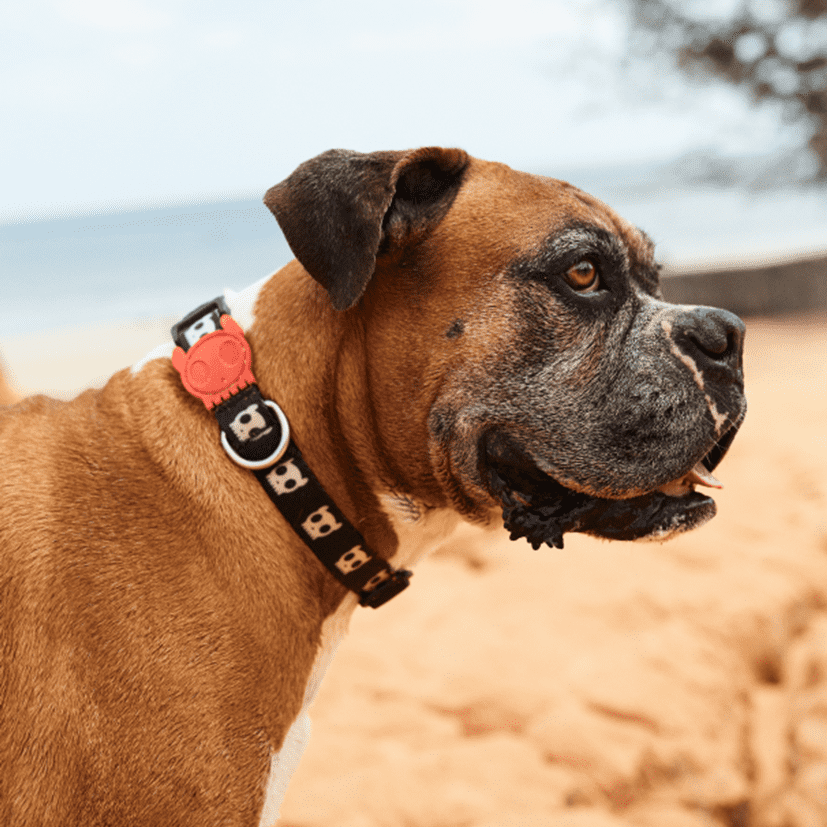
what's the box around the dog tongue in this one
[686,461,723,489]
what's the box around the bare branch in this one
[627,0,827,178]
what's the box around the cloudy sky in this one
[2,0,798,222]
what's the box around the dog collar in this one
[170,297,412,608]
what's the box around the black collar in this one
[170,296,412,608]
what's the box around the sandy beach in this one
[1,311,825,826]
[0,315,177,399]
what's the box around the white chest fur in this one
[256,594,358,827]
[256,501,465,826]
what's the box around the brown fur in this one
[0,149,744,825]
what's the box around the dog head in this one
[265,147,746,546]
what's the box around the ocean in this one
[2,160,826,338]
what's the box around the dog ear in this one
[263,147,469,311]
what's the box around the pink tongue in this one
[686,462,723,489]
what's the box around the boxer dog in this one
[0,147,746,826]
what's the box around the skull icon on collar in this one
[335,546,370,574]
[302,506,343,540]
[229,404,273,443]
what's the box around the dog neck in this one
[245,264,452,568]
[132,263,466,617]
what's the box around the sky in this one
[1,0,804,223]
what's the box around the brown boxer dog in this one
[0,147,746,826]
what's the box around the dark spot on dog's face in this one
[446,320,464,339]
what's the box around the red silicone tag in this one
[171,315,256,409]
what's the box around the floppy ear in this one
[263,147,469,311]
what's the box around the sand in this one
[1,312,825,826]
[0,315,177,400]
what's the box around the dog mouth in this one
[480,418,743,549]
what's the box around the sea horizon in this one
[3,155,826,339]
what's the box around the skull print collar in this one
[170,296,412,609]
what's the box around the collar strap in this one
[170,297,412,609]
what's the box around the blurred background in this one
[2,4,827,826]
[1,0,825,343]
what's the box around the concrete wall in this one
[661,252,827,317]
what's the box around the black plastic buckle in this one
[171,295,231,352]
[359,569,413,608]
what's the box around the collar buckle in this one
[359,569,413,608]
[171,296,231,350]
[171,302,255,410]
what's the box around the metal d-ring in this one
[220,399,290,470]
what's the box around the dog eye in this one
[564,259,600,293]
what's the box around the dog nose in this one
[671,306,745,384]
